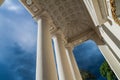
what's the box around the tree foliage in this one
[79,69,96,80]
[100,61,118,80]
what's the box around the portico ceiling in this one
[20,0,99,44]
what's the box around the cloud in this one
[0,0,38,52]
[0,63,15,80]
[0,0,37,80]
[11,43,36,80]
[8,5,20,11]
[1,0,24,13]
[0,41,36,80]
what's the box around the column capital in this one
[52,28,62,38]
[51,28,66,47]
[34,11,51,22]
[53,30,76,80]
[36,12,55,34]
[50,27,60,36]
[65,43,74,51]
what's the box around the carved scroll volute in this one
[110,0,120,25]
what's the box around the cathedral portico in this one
[20,0,120,80]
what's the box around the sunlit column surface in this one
[52,31,75,80]
[36,18,58,80]
[65,45,83,80]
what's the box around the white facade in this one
[85,0,120,79]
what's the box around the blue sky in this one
[0,0,37,80]
[73,40,106,80]
[0,0,106,80]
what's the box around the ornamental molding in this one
[20,0,44,17]
[26,0,33,6]
[110,0,120,25]
[66,29,95,47]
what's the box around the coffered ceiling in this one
[20,0,101,44]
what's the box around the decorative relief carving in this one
[36,0,95,43]
[22,0,44,17]
[31,5,39,12]
[26,0,32,5]
[110,0,120,25]
[55,0,61,5]
[61,0,67,2]
[62,12,67,17]
[53,10,58,16]
[64,2,71,8]
[59,6,64,11]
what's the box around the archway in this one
[73,40,118,80]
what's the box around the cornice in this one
[65,29,95,46]
[20,0,44,18]
[67,29,94,43]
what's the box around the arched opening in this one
[73,40,118,80]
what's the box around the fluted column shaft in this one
[52,32,75,80]
[36,18,58,80]
[66,46,83,80]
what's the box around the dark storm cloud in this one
[0,0,37,80]
[0,42,36,80]
[0,62,15,80]
[73,40,105,79]
[0,34,36,80]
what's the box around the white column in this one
[66,46,83,80]
[36,18,58,80]
[83,0,99,26]
[52,32,75,80]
